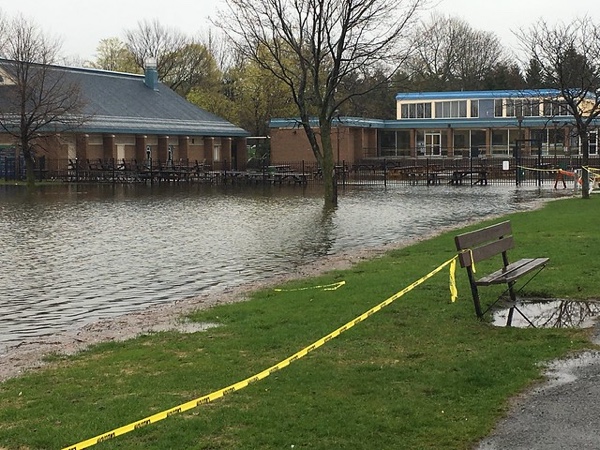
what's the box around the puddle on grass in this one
[492,300,600,328]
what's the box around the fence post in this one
[383,158,387,187]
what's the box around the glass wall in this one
[453,130,470,157]
[379,130,411,157]
[471,130,486,156]
[491,129,509,155]
[380,130,396,157]
[397,130,411,156]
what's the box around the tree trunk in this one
[319,122,338,207]
[581,130,590,199]
[22,142,36,187]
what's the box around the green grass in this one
[1,196,599,449]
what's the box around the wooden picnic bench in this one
[450,170,488,185]
[454,221,549,326]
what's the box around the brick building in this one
[269,90,600,164]
[0,59,249,176]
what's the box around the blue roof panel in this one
[395,89,561,102]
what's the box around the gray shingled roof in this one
[0,60,249,137]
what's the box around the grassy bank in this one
[1,196,599,449]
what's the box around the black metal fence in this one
[2,156,598,187]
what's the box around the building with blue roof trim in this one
[0,59,250,173]
[269,89,599,165]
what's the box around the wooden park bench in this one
[454,221,549,326]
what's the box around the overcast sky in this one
[1,0,599,63]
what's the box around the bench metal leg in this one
[467,269,484,319]
[506,281,517,326]
[505,280,537,327]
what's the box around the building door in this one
[425,132,441,156]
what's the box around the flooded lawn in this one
[0,183,570,348]
[493,299,600,328]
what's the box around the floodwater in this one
[0,183,570,350]
[493,300,600,328]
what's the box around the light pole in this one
[552,120,559,166]
[515,115,523,186]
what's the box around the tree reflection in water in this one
[493,300,600,328]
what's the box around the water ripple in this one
[0,183,566,348]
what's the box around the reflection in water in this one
[0,183,571,348]
[493,300,600,328]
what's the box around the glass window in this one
[494,99,503,117]
[506,101,515,117]
[543,100,553,116]
[531,129,546,144]
[400,102,432,119]
[380,130,396,148]
[471,130,486,148]
[401,104,408,118]
[397,130,410,148]
[459,101,467,117]
[491,129,509,155]
[450,101,457,117]
[589,131,597,155]
[528,100,540,116]
[454,130,469,150]
[515,100,523,118]
[443,102,450,118]
[471,100,479,118]
[416,103,424,118]
[434,100,468,118]
[559,101,571,116]
[492,130,508,146]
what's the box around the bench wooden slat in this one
[475,257,549,286]
[455,221,512,249]
[457,236,514,267]
[454,220,549,324]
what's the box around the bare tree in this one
[518,17,600,198]
[0,15,87,186]
[201,28,236,73]
[166,42,220,97]
[125,19,217,97]
[216,0,424,206]
[407,14,510,91]
[89,37,139,73]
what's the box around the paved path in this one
[477,326,600,449]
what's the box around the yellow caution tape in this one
[274,281,346,292]
[62,256,458,450]
[516,165,558,173]
[449,258,458,303]
[583,166,600,174]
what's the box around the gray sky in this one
[1,0,599,63]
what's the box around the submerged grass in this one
[1,196,599,449]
